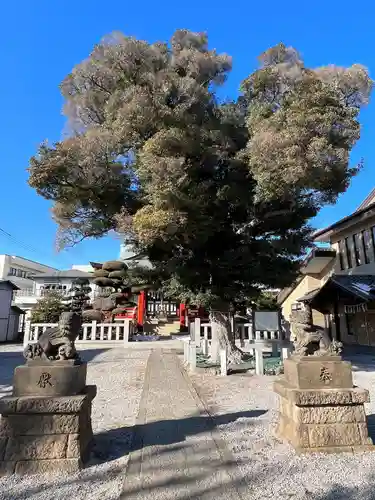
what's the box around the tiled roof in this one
[11,305,25,314]
[0,280,19,290]
[331,275,375,301]
[297,275,375,304]
[356,188,375,211]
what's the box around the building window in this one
[362,230,372,264]
[8,267,17,276]
[338,240,347,270]
[16,269,28,278]
[8,268,34,279]
[353,233,362,266]
[345,237,354,269]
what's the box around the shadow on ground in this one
[342,345,375,372]
[310,478,375,500]
[1,409,269,500]
[4,407,375,499]
[92,409,267,462]
[365,414,375,442]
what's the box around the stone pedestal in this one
[0,361,96,475]
[13,360,87,397]
[274,356,374,453]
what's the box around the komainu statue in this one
[290,305,342,357]
[24,311,81,362]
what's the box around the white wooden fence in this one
[23,320,133,347]
[186,318,291,376]
[190,319,282,347]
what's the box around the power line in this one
[0,227,68,267]
[0,226,96,268]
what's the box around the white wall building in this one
[119,237,152,268]
[14,269,97,316]
[2,254,58,316]
[33,269,94,295]
[0,280,23,342]
[0,255,57,291]
[71,264,96,273]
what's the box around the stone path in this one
[121,350,245,499]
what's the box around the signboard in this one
[252,311,280,332]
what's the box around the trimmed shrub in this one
[102,260,127,272]
[93,269,109,278]
[108,270,127,279]
[82,309,103,322]
[93,277,114,287]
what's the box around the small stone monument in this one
[0,281,96,475]
[274,306,373,453]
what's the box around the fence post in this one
[183,340,189,364]
[220,348,228,377]
[255,347,264,375]
[189,341,197,371]
[239,325,245,347]
[23,320,31,347]
[91,320,97,341]
[272,340,278,357]
[210,327,220,363]
[123,320,130,346]
[249,322,254,342]
[230,315,234,334]
[281,345,291,361]
[194,318,201,347]
[202,327,209,355]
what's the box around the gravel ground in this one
[0,346,151,500]
[190,352,375,500]
[3,342,375,500]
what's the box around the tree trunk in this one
[209,310,244,365]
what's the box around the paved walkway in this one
[121,350,245,499]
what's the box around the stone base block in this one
[0,385,96,475]
[13,361,87,397]
[274,379,374,453]
[1,459,82,475]
[284,356,353,390]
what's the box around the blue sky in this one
[1,1,374,269]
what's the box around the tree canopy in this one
[29,30,372,308]
[30,291,64,323]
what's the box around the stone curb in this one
[179,357,248,500]
[120,349,246,499]
[119,348,155,497]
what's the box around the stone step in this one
[143,319,180,337]
[157,320,181,337]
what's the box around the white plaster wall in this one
[0,255,9,280]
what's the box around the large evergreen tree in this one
[30,291,64,323]
[29,30,372,362]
